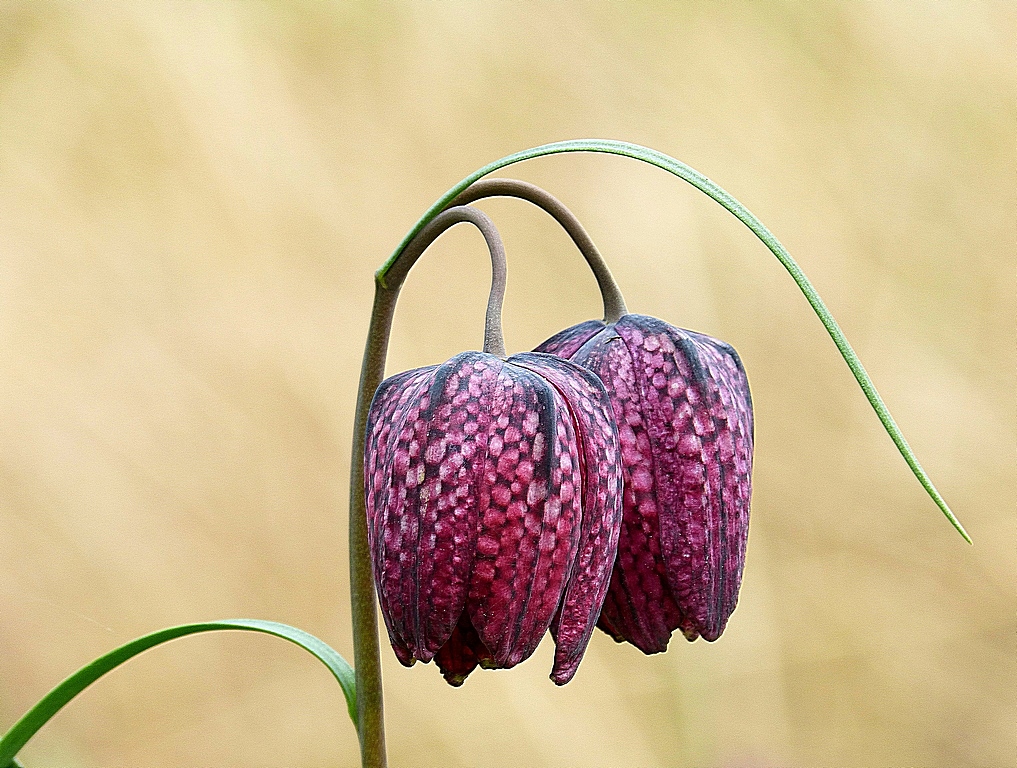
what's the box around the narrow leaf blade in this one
[0,619,356,766]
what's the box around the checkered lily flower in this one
[365,350,622,685]
[536,313,753,652]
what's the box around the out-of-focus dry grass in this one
[0,2,1012,766]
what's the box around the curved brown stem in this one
[451,178,628,323]
[348,206,508,768]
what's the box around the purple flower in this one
[364,350,622,685]
[535,314,753,652]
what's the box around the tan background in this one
[0,2,1013,766]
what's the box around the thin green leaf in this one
[0,619,356,767]
[379,138,970,543]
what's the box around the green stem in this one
[378,139,970,543]
[450,178,628,323]
[349,206,510,768]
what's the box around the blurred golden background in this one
[0,2,1013,766]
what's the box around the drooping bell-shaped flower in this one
[364,349,622,685]
[535,313,753,653]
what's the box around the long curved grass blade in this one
[0,619,356,767]
[378,139,970,543]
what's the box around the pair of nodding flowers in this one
[363,180,753,686]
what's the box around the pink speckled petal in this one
[466,361,582,668]
[680,328,753,638]
[366,352,502,662]
[571,328,686,653]
[533,319,605,358]
[511,352,623,684]
[615,314,753,642]
[365,365,436,661]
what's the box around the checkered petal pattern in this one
[365,349,622,685]
[535,313,753,651]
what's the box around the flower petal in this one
[365,352,501,662]
[510,352,623,684]
[466,360,582,668]
[365,365,435,662]
[570,328,686,652]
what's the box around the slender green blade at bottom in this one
[0,619,356,767]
